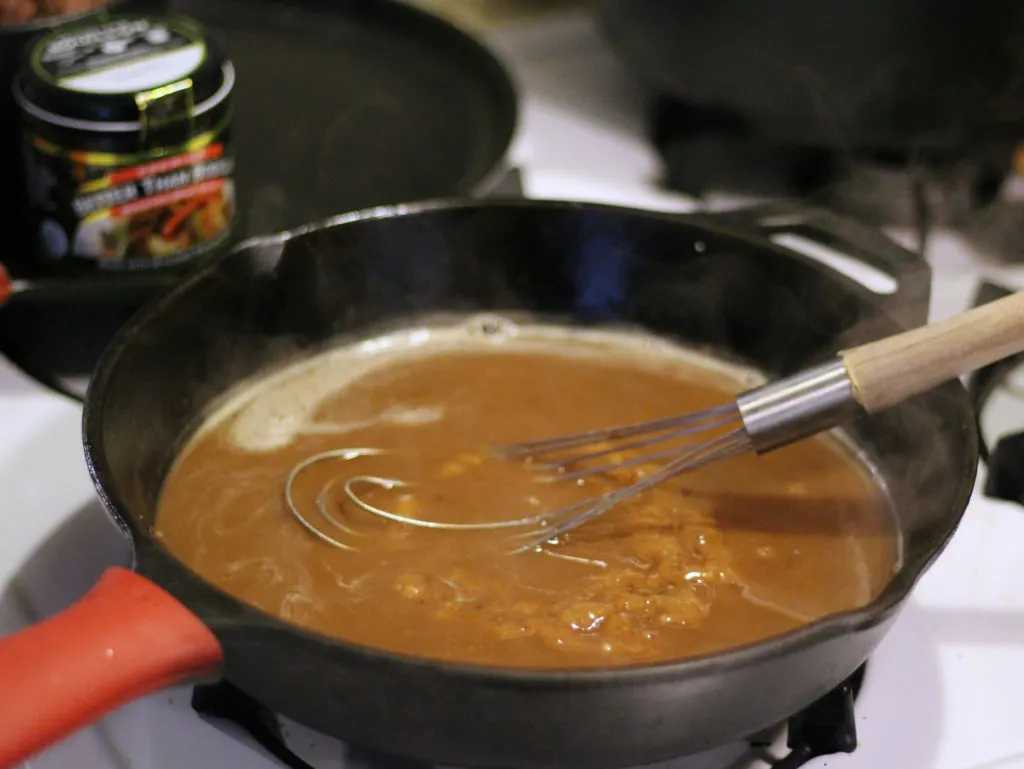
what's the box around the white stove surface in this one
[4,7,1024,769]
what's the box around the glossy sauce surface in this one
[155,324,896,669]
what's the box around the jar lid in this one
[13,14,232,133]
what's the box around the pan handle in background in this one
[0,261,180,309]
[0,263,12,308]
[698,202,931,331]
[0,567,223,768]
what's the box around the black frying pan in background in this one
[0,0,517,395]
[0,199,977,768]
[169,0,518,236]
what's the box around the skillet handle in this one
[704,202,931,330]
[841,289,1024,413]
[0,263,12,308]
[0,567,222,768]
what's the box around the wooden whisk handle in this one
[841,289,1024,413]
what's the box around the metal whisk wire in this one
[283,404,753,553]
[509,426,752,551]
[285,447,565,551]
[496,403,743,480]
[285,447,387,550]
[342,476,556,531]
[495,402,739,462]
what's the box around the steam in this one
[205,315,766,454]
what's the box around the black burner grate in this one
[965,280,1024,505]
[650,95,1012,234]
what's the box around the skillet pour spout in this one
[0,199,976,769]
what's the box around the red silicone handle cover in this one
[0,566,223,768]
[0,262,11,307]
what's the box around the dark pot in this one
[598,0,1024,153]
[0,200,977,768]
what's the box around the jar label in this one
[23,130,237,271]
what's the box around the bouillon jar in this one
[13,14,236,274]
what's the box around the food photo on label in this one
[1,0,109,27]
[60,144,236,264]
[13,12,236,273]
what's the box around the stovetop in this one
[4,6,1024,769]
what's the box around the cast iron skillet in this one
[0,200,977,769]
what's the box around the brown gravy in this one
[155,323,897,669]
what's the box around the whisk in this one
[286,290,1024,552]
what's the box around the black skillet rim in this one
[82,197,978,686]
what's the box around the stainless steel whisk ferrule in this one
[736,359,865,454]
